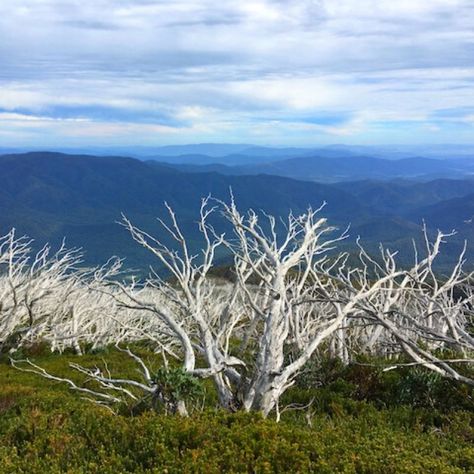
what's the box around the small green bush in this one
[1,349,474,473]
[149,367,205,414]
[296,353,474,412]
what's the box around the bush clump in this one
[1,349,474,473]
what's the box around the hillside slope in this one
[0,152,370,266]
[1,152,472,270]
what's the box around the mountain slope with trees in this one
[1,151,473,269]
[0,152,368,266]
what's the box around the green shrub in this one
[150,367,205,415]
[295,353,474,412]
[1,349,474,473]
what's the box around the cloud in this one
[0,0,473,145]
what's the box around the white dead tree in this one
[217,199,355,414]
[0,230,87,352]
[0,231,132,354]
[0,230,31,349]
[342,229,474,383]
[10,199,474,418]
[113,199,247,411]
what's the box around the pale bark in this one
[6,200,474,418]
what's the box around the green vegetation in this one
[149,367,205,415]
[1,347,474,473]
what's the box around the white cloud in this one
[0,0,473,145]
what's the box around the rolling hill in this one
[1,151,473,271]
[153,154,474,183]
[0,152,370,267]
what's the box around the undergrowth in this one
[0,346,473,473]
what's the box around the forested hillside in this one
[1,152,473,269]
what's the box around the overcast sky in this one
[0,0,473,147]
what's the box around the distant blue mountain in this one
[5,143,474,164]
[152,154,474,182]
[0,152,366,267]
[2,151,473,271]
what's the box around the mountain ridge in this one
[2,151,473,270]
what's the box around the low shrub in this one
[296,353,474,412]
[1,349,474,473]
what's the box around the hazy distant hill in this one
[0,152,367,267]
[408,193,474,230]
[1,152,473,270]
[333,179,474,213]
[154,154,474,182]
[148,153,281,166]
[112,143,474,161]
[145,144,314,159]
[4,143,474,162]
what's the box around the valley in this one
[1,150,473,271]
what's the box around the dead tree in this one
[11,200,474,417]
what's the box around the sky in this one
[0,0,473,147]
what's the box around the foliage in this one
[150,367,205,414]
[1,349,474,473]
[295,353,474,412]
[395,369,443,408]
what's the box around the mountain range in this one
[1,150,473,272]
[151,154,474,183]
